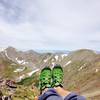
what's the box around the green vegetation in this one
[12,85,35,100]
[17,73,39,86]
[0,49,100,99]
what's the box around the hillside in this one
[0,47,100,100]
[63,49,100,99]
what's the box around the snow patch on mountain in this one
[16,58,23,64]
[16,58,28,65]
[95,69,99,73]
[55,55,58,61]
[17,74,25,82]
[14,67,25,73]
[0,48,6,52]
[44,58,48,63]
[27,69,39,76]
[23,61,28,65]
[64,60,72,67]
[4,50,11,60]
[61,54,68,59]
[78,64,86,71]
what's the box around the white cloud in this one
[0,0,100,50]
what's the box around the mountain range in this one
[0,47,100,100]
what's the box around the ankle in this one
[54,86,71,97]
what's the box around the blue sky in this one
[0,0,100,50]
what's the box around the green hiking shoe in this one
[39,67,52,91]
[52,65,64,87]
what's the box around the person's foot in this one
[52,65,64,87]
[39,67,52,91]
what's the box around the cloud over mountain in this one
[0,0,100,50]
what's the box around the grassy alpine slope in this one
[0,49,100,100]
[63,49,100,100]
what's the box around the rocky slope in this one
[62,49,100,99]
[0,47,100,100]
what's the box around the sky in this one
[0,0,100,51]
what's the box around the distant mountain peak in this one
[6,46,17,51]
